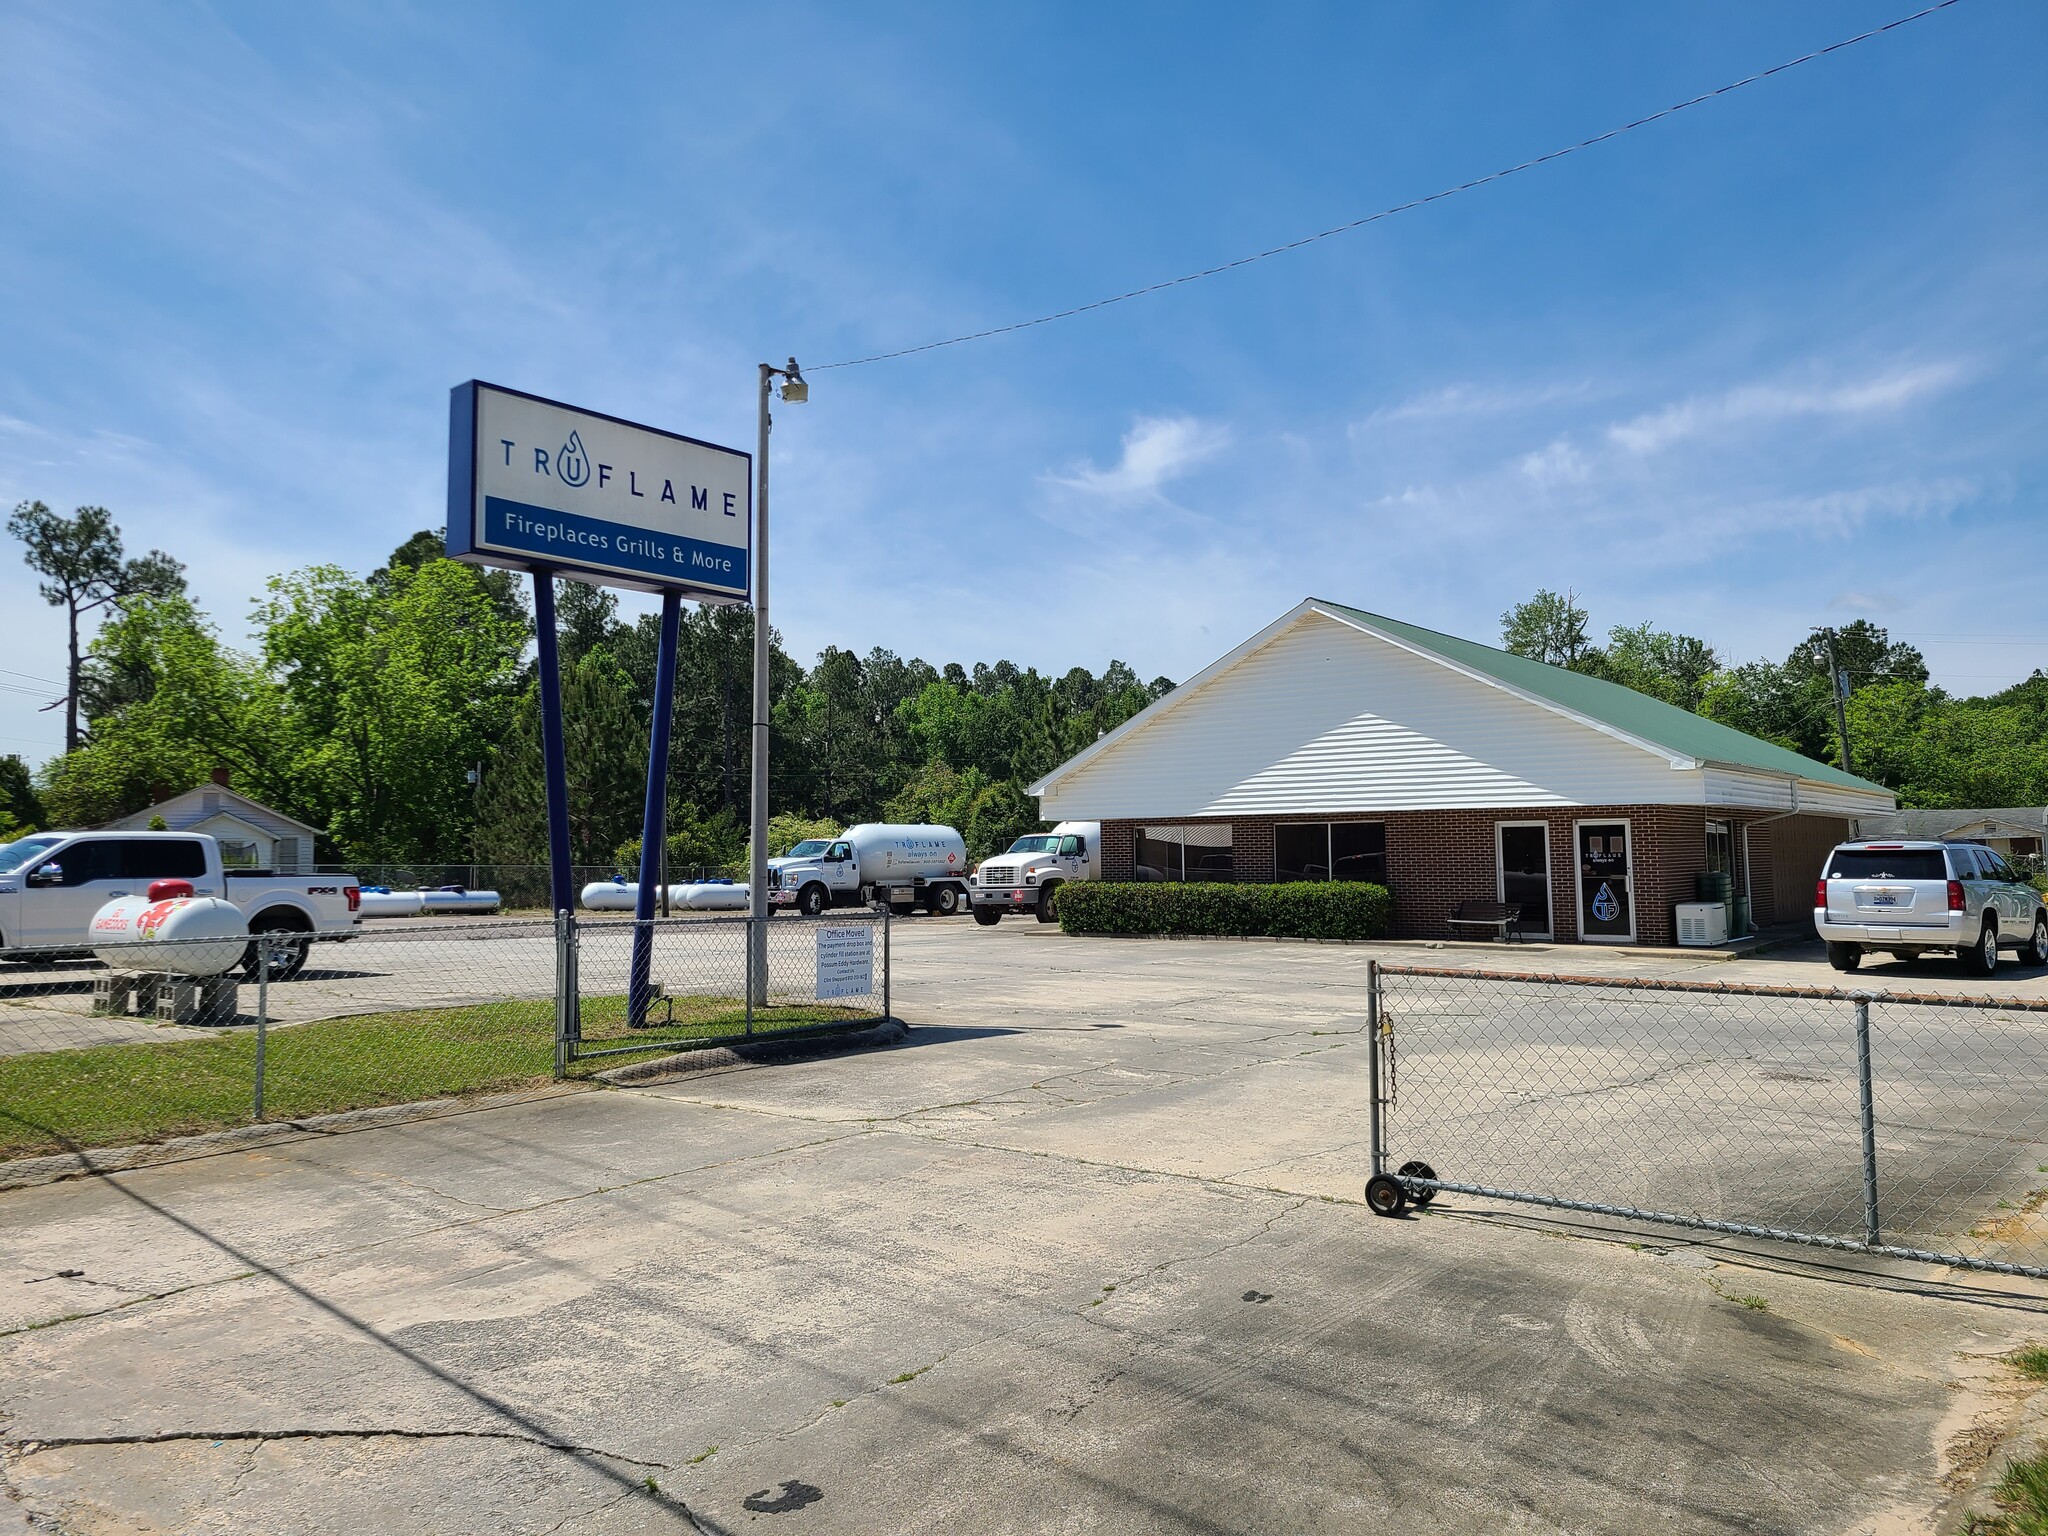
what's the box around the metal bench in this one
[1447,899,1523,942]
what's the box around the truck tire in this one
[1825,942,1861,973]
[243,912,312,981]
[798,883,829,918]
[926,884,962,916]
[1035,881,1062,924]
[973,906,1001,926]
[1961,918,1999,977]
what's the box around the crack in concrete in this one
[6,1425,674,1472]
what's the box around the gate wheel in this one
[1397,1160,1439,1208]
[1364,1173,1408,1218]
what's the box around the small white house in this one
[101,771,320,872]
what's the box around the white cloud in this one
[1357,379,1593,429]
[1608,362,1965,455]
[1517,438,1589,488]
[1045,415,1230,499]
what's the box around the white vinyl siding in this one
[1043,613,1697,821]
[1699,768,1894,817]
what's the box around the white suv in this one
[1816,840,2048,976]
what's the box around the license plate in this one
[1869,894,1899,907]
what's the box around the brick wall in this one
[1098,805,1834,947]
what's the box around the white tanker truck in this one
[767,823,971,917]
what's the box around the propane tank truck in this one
[767,824,970,917]
[967,822,1100,924]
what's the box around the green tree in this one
[257,561,526,860]
[1583,623,1721,711]
[1500,589,1592,667]
[37,595,277,827]
[7,502,186,752]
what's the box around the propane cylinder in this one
[91,883,250,975]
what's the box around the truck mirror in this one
[28,864,60,887]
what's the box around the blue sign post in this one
[448,381,751,1037]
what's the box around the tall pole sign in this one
[448,382,751,1024]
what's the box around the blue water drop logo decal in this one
[558,430,591,487]
[1591,882,1619,922]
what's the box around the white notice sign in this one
[816,925,874,1001]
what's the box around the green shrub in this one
[1055,880,1391,940]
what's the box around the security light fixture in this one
[778,358,808,404]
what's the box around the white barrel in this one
[358,889,425,918]
[681,882,749,911]
[91,894,249,975]
[420,888,501,914]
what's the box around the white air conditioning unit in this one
[1675,901,1729,947]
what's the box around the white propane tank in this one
[90,881,249,975]
[419,887,501,914]
[580,881,699,912]
[681,881,749,911]
[357,888,425,918]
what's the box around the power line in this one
[813,0,1964,372]
[0,666,63,688]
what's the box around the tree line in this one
[2,506,1172,865]
[1500,589,2048,806]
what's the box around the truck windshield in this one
[786,840,830,858]
[0,835,63,875]
[1006,836,1061,854]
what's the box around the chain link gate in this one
[1363,961,2048,1281]
[554,908,892,1070]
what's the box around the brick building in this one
[1028,600,1896,947]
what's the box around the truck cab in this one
[969,821,1101,925]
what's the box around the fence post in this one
[882,903,892,1023]
[1854,995,1881,1248]
[552,909,572,1079]
[744,916,755,1037]
[253,936,270,1122]
[1366,959,1385,1176]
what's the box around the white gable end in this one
[1041,612,1699,820]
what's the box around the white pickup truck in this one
[0,829,361,978]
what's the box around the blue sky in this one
[2,1,2044,766]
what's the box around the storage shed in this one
[1028,600,1897,946]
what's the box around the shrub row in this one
[1054,880,1392,940]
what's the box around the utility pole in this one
[1823,629,1854,776]
[750,358,806,1006]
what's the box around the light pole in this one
[750,357,806,1005]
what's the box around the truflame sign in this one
[446,381,751,599]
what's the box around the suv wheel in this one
[1962,918,1999,977]
[2027,913,2048,969]
[1826,942,1861,973]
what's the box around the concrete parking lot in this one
[5,922,2048,1532]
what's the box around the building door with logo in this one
[1575,820,1635,943]
[1496,823,1552,939]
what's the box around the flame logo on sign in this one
[558,430,591,487]
[1591,882,1620,922]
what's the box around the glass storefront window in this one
[1135,825,1234,881]
[1275,823,1386,884]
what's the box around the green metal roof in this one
[1313,599,1890,795]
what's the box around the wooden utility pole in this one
[1824,629,1854,775]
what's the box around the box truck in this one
[968,822,1100,924]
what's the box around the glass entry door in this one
[1496,823,1552,939]
[1576,820,1635,942]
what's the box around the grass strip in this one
[0,994,864,1161]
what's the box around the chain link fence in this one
[1364,962,2048,1280]
[0,911,889,1165]
[313,864,736,911]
